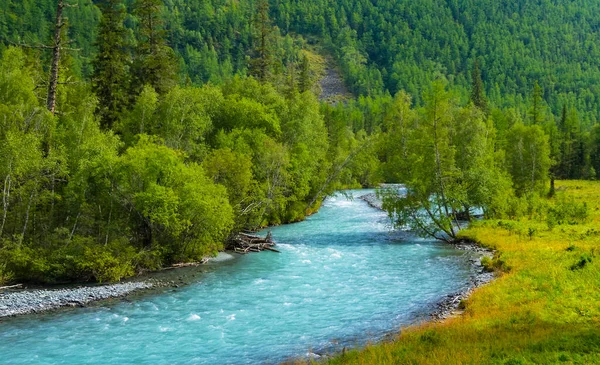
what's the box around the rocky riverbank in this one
[430,240,495,321]
[0,252,237,319]
[0,281,154,318]
[0,252,240,319]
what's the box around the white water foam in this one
[187,314,201,321]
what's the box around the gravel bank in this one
[0,282,153,318]
[430,240,495,321]
[0,253,238,319]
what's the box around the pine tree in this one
[92,0,131,129]
[559,104,567,132]
[298,54,311,93]
[470,59,487,112]
[558,105,569,178]
[132,0,178,95]
[249,0,273,82]
[530,81,544,125]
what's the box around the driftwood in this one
[229,231,278,254]
[170,259,209,268]
[0,284,23,290]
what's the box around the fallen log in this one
[228,230,279,254]
[0,284,23,290]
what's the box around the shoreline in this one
[429,240,495,321]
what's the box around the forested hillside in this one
[1,0,600,284]
[5,1,600,118]
[279,1,600,116]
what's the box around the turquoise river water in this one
[0,190,478,364]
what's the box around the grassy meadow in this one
[324,180,600,365]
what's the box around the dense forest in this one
[1,0,600,284]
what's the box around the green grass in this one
[317,181,600,364]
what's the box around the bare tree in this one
[47,0,78,114]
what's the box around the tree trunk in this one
[1,174,11,238]
[307,139,372,211]
[19,189,35,247]
[431,100,455,238]
[47,0,65,114]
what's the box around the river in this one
[0,190,480,364]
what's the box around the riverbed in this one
[0,190,483,364]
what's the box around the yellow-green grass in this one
[324,181,600,365]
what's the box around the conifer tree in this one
[92,0,131,129]
[470,59,487,112]
[249,0,273,82]
[132,0,178,95]
[530,81,544,125]
[298,54,311,93]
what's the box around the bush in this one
[482,254,511,273]
[548,196,589,225]
[75,239,137,283]
[570,254,593,271]
[0,243,53,283]
[0,262,13,285]
[481,256,494,272]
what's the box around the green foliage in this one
[470,59,487,112]
[381,80,510,241]
[1,0,598,288]
[505,122,551,196]
[249,0,274,82]
[77,239,137,283]
[203,148,254,226]
[0,48,350,283]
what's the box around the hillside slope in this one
[3,0,600,120]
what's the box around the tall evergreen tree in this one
[132,0,178,95]
[559,104,567,132]
[470,59,487,112]
[249,0,273,82]
[92,0,130,129]
[298,54,312,93]
[530,81,544,125]
[558,105,570,178]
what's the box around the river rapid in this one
[0,190,481,364]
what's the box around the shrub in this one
[548,196,589,225]
[481,256,494,272]
[565,245,577,252]
[0,262,13,285]
[482,254,511,273]
[76,239,136,283]
[570,254,593,271]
